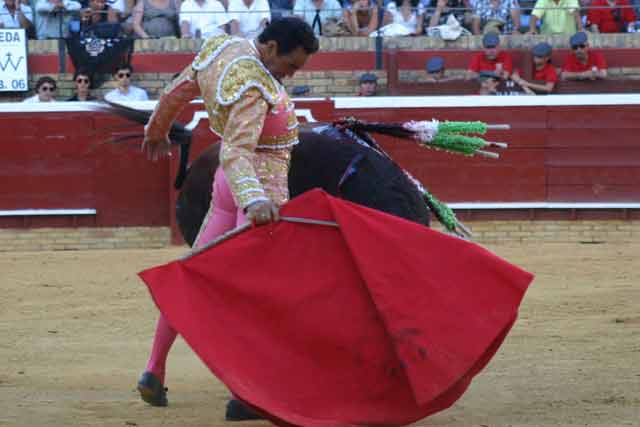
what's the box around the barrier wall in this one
[1,94,639,244]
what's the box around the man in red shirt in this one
[511,42,558,94]
[561,31,608,80]
[588,0,637,33]
[467,32,514,80]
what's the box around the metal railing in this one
[3,3,640,39]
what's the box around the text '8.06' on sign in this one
[0,29,28,92]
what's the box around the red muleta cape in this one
[139,189,534,427]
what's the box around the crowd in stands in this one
[2,0,639,100]
[20,63,150,102]
[471,30,609,94]
[2,0,640,39]
[408,30,610,95]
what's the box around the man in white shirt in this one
[293,0,342,36]
[227,0,270,38]
[0,0,34,31]
[35,0,81,39]
[180,0,230,38]
[104,64,150,102]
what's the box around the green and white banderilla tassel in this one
[401,119,512,237]
[404,120,509,158]
[404,171,472,239]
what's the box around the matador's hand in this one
[245,200,280,226]
[141,135,172,161]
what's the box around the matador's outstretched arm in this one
[145,67,201,146]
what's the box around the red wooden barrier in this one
[1,95,639,243]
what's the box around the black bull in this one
[176,124,431,246]
[95,102,431,246]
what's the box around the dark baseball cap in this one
[569,31,588,47]
[291,85,310,96]
[482,32,500,48]
[359,73,378,83]
[532,42,552,57]
[426,56,445,73]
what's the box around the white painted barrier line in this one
[448,203,640,210]
[0,209,97,217]
[2,94,640,113]
[333,94,640,109]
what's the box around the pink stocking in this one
[145,314,176,384]
[145,167,246,384]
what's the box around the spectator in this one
[426,0,471,30]
[108,0,132,19]
[228,0,270,38]
[477,70,500,94]
[23,76,57,102]
[383,0,425,35]
[424,55,463,81]
[291,84,311,96]
[578,0,590,27]
[67,69,97,100]
[466,32,513,80]
[510,41,557,94]
[561,31,608,80]
[269,0,294,19]
[293,0,342,35]
[528,0,582,34]
[471,0,521,34]
[0,0,34,34]
[357,72,377,96]
[67,0,132,79]
[342,0,381,36]
[110,0,136,33]
[425,56,446,81]
[35,0,82,39]
[132,0,180,38]
[102,0,136,34]
[587,0,636,32]
[633,0,640,18]
[104,64,150,101]
[518,0,537,30]
[79,0,119,32]
[180,0,230,38]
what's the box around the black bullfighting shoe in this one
[137,371,168,407]
[225,399,265,421]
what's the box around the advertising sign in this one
[0,29,28,92]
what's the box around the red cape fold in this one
[139,189,534,427]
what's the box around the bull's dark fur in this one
[177,126,431,246]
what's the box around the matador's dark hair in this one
[258,17,319,56]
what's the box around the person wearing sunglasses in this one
[561,31,608,80]
[67,70,97,101]
[22,76,57,103]
[104,64,149,102]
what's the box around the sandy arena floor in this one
[1,242,639,427]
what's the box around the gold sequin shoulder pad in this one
[192,35,243,71]
[216,56,280,107]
